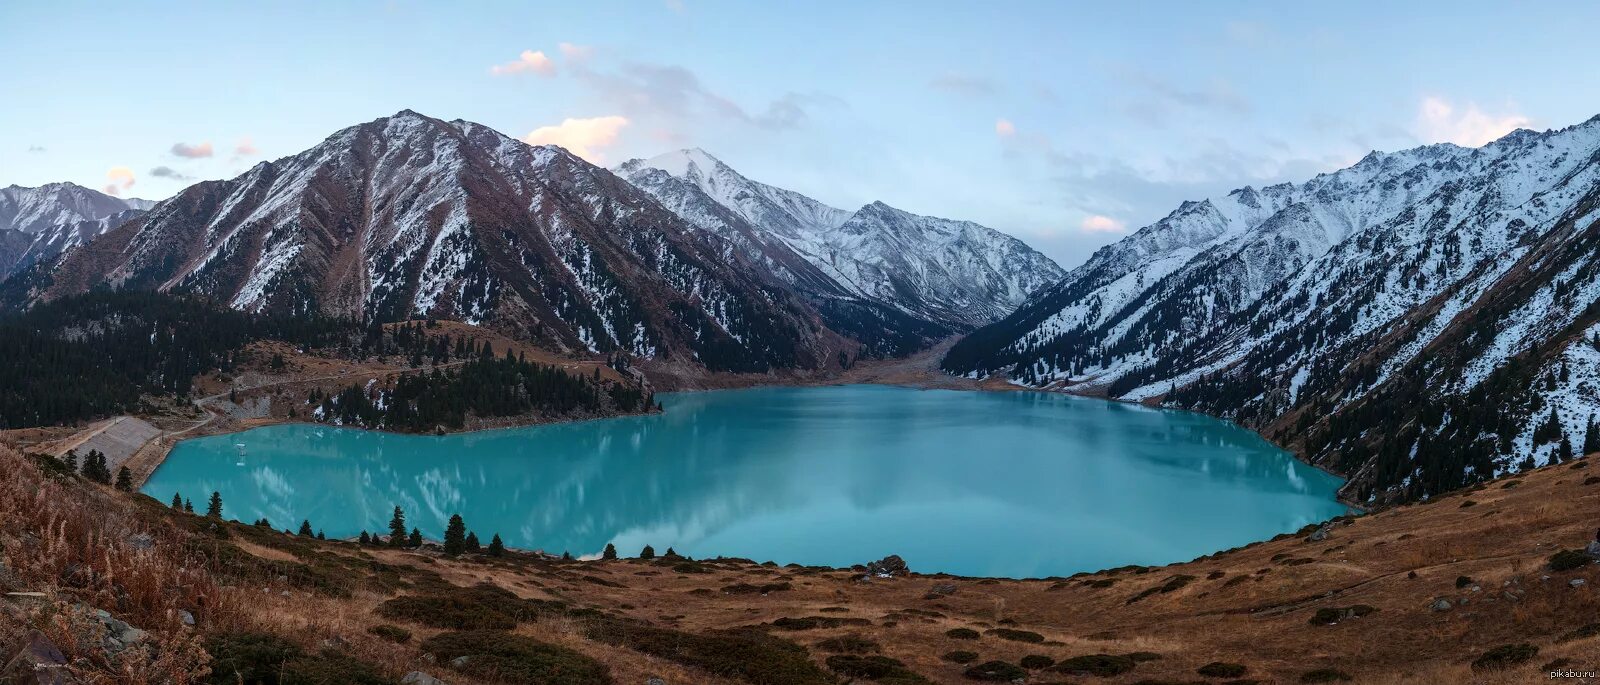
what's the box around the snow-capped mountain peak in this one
[616,149,1063,329]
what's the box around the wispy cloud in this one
[1112,64,1249,127]
[149,166,191,181]
[571,60,827,132]
[1414,96,1530,147]
[995,119,1016,137]
[490,50,557,77]
[930,72,999,98]
[523,116,630,163]
[558,42,592,62]
[103,167,135,196]
[170,141,214,158]
[27,145,45,153]
[233,136,259,158]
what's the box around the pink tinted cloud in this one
[491,50,557,77]
[170,141,214,158]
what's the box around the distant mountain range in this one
[0,183,152,279]
[1,110,1058,373]
[944,114,1600,503]
[616,149,1063,332]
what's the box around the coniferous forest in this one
[0,292,352,428]
[0,292,652,430]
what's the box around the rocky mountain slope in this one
[944,115,1600,503]
[0,183,151,279]
[8,111,848,374]
[615,150,1063,334]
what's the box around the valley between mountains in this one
[4,109,1600,683]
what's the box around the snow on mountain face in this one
[0,184,149,279]
[15,111,846,374]
[616,149,1064,329]
[944,115,1600,503]
[0,183,147,234]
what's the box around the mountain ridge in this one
[944,114,1600,503]
[615,148,1065,331]
[8,110,854,374]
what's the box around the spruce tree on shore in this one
[602,543,617,560]
[488,534,505,557]
[466,532,480,553]
[443,514,466,555]
[206,492,223,519]
[408,528,422,547]
[639,544,655,560]
[171,492,183,510]
[359,531,371,545]
[115,467,133,492]
[388,506,407,547]
[298,520,314,537]
[184,498,194,514]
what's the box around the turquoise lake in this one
[144,385,1347,578]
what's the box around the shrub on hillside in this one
[942,650,979,664]
[1198,661,1248,677]
[1019,654,1055,669]
[1299,668,1353,682]
[421,630,609,685]
[825,654,929,682]
[366,624,411,643]
[964,660,1028,681]
[944,627,981,640]
[1471,643,1539,671]
[1549,549,1592,571]
[815,635,880,654]
[988,627,1045,643]
[583,619,833,685]
[1051,653,1137,677]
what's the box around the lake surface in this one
[144,385,1346,578]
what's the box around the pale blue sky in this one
[4,1,1598,267]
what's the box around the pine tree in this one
[63,450,78,472]
[1584,415,1599,456]
[1558,435,1574,463]
[408,528,422,547]
[359,531,371,545]
[184,498,194,513]
[561,551,572,560]
[663,547,679,559]
[115,467,133,492]
[298,520,314,537]
[206,492,223,518]
[602,543,617,560]
[488,534,505,557]
[316,530,325,540]
[466,532,480,553]
[443,514,466,555]
[388,506,407,547]
[639,544,655,560]
[171,492,184,510]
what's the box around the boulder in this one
[865,555,910,578]
[2,631,77,685]
[401,672,447,685]
[1429,598,1453,612]
[1308,524,1333,542]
